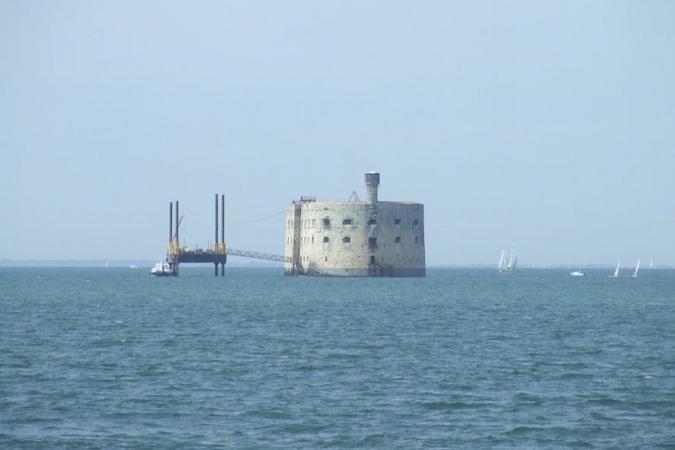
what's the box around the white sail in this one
[610,261,620,278]
[631,259,640,278]
[650,259,654,269]
[498,250,506,271]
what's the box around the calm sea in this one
[1,267,674,449]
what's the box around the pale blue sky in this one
[1,1,674,266]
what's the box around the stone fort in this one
[284,172,425,277]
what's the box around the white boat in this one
[609,261,620,278]
[630,259,640,278]
[129,264,138,269]
[498,249,518,272]
[150,261,173,276]
[569,270,585,277]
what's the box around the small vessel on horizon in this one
[609,261,620,278]
[569,270,585,277]
[630,259,640,278]
[498,249,518,272]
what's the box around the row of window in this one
[333,218,420,226]
[286,235,421,244]
[288,218,420,228]
[319,236,421,244]
[296,256,383,265]
[296,256,396,265]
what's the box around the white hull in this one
[150,270,173,277]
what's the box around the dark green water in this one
[1,267,674,449]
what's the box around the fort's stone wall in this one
[284,194,425,277]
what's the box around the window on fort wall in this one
[323,236,330,243]
[323,218,330,226]
[342,236,351,243]
[394,219,401,225]
[368,218,377,225]
[368,237,377,247]
[415,236,419,243]
[343,218,352,225]
[414,219,419,226]
[395,236,401,243]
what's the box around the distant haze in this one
[1,1,674,266]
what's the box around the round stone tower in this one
[365,172,380,204]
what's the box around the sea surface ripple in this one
[1,267,674,449]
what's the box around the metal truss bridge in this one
[226,248,290,263]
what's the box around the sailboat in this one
[630,259,640,278]
[609,261,620,278]
[498,249,518,272]
[650,259,654,269]
[498,250,506,271]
